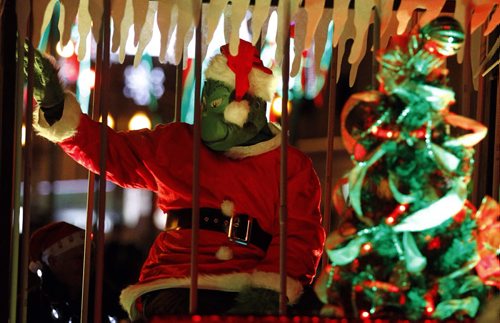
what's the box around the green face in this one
[201,79,268,151]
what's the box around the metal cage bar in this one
[472,25,487,204]
[19,8,35,322]
[190,5,203,314]
[321,45,338,270]
[279,0,291,315]
[174,56,184,122]
[93,1,112,321]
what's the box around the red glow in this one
[399,294,406,305]
[386,216,395,224]
[426,306,434,314]
[427,237,441,250]
[398,204,407,212]
[361,311,370,318]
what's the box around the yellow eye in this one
[210,98,223,109]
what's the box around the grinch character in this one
[31,39,325,319]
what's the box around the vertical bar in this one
[461,5,472,119]
[493,75,500,201]
[81,18,104,323]
[321,45,338,270]
[461,5,474,203]
[190,7,203,315]
[371,0,381,87]
[81,172,95,323]
[279,0,290,315]
[93,0,111,321]
[174,56,183,122]
[471,26,486,204]
[19,8,35,322]
[9,18,26,323]
[1,0,16,317]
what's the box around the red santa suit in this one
[33,41,325,318]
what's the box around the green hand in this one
[23,40,65,108]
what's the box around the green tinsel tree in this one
[314,17,499,320]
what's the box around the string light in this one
[99,114,115,129]
[21,124,26,146]
[361,242,372,253]
[271,96,291,117]
[79,69,96,89]
[128,112,152,130]
[360,311,370,319]
[385,203,408,225]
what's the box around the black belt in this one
[165,208,272,252]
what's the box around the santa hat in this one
[204,40,276,127]
[29,221,85,273]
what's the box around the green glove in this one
[23,41,65,124]
[226,287,281,315]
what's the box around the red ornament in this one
[427,237,441,250]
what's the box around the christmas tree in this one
[314,17,499,320]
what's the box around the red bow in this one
[220,40,272,101]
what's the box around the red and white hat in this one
[204,39,276,127]
[29,221,85,273]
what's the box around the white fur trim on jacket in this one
[224,100,250,127]
[120,273,252,319]
[204,54,277,101]
[250,271,303,304]
[33,91,81,142]
[225,122,281,159]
